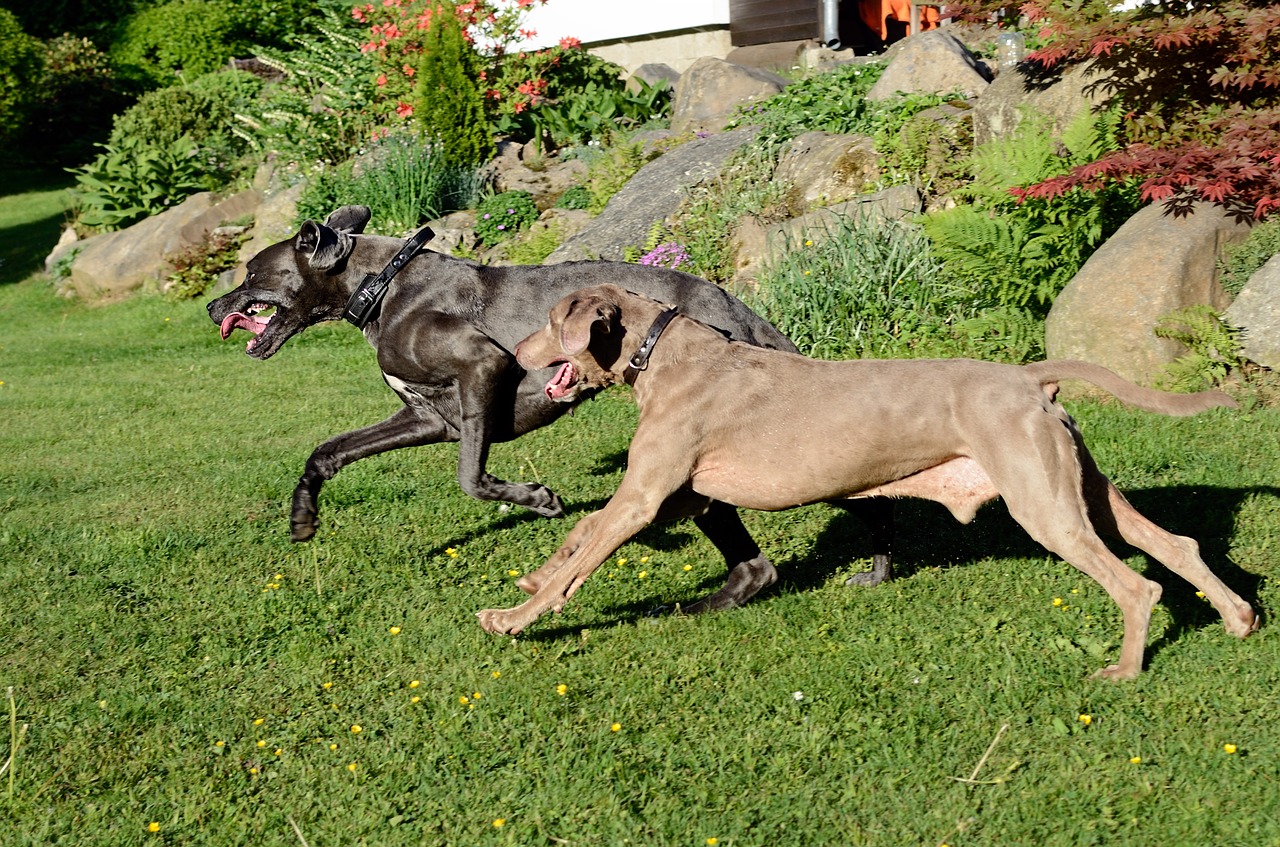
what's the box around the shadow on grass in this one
[0,209,66,285]
[515,485,1274,651]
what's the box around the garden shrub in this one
[111,0,249,87]
[414,0,492,169]
[1218,218,1280,299]
[0,9,43,145]
[164,226,250,300]
[23,34,132,165]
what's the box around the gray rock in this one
[545,126,758,263]
[671,57,788,134]
[227,183,304,289]
[1225,252,1280,370]
[1045,202,1253,386]
[68,190,262,302]
[629,63,680,92]
[971,60,1110,146]
[866,30,990,101]
[774,131,878,211]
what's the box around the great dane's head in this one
[515,283,666,403]
[206,205,371,359]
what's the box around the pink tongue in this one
[219,312,270,341]
[545,362,576,400]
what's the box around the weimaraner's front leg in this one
[478,462,685,634]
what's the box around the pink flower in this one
[402,64,415,77]
[559,36,581,49]
[352,7,366,22]
[376,73,388,86]
[396,102,414,118]
[518,27,537,39]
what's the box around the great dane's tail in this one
[1025,360,1238,416]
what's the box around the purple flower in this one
[507,208,515,214]
[497,224,506,230]
[483,213,491,219]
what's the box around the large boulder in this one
[226,183,304,289]
[1225,252,1280,370]
[971,60,1110,146]
[774,131,878,211]
[1045,202,1253,386]
[545,126,758,263]
[670,57,788,134]
[66,190,261,302]
[866,30,990,101]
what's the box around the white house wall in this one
[513,0,732,63]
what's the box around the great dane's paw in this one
[526,485,565,518]
[290,516,318,543]
[845,570,886,587]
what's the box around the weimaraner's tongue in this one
[219,312,271,352]
[545,362,577,400]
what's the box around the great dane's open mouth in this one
[219,303,277,353]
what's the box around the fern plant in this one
[1154,305,1246,392]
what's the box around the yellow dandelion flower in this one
[253,718,265,726]
[214,740,225,748]
[1196,591,1206,599]
[1053,597,1064,607]
[1224,743,1238,754]
[411,696,421,704]
[491,671,501,679]
[329,743,338,751]
[445,547,458,557]
[611,722,622,732]
[493,818,506,828]
[322,682,334,690]
[256,739,267,748]
[638,571,648,579]
[459,696,470,705]
[640,556,650,564]
[556,684,568,696]
[1130,756,1142,764]
[389,626,401,635]
[1079,714,1092,726]
[409,679,421,688]
[617,557,628,566]
[507,569,520,577]
[248,767,259,775]
[707,838,719,846]
[148,822,160,833]
[347,762,358,772]
[473,692,482,700]
[683,564,692,572]
[804,239,814,247]
[350,724,363,734]
[274,748,283,756]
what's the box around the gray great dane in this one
[207,205,894,613]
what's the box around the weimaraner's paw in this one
[1090,663,1140,682]
[476,608,527,635]
[1225,604,1259,638]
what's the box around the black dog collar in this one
[343,225,435,328]
[625,307,679,379]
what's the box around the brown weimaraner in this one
[478,284,1258,679]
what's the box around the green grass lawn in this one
[0,277,1277,846]
[0,167,74,286]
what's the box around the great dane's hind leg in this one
[838,497,895,587]
[683,500,778,614]
[292,407,452,542]
[1078,442,1258,639]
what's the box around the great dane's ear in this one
[324,205,372,234]
[295,220,356,272]
[559,296,619,356]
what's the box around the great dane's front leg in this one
[292,406,453,541]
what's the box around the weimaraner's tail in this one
[1025,360,1239,416]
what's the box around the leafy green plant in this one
[473,190,538,246]
[730,61,888,141]
[554,184,592,211]
[110,0,249,87]
[163,226,249,300]
[1154,305,1247,392]
[22,33,130,166]
[68,135,206,230]
[501,220,564,265]
[296,130,483,235]
[576,141,652,215]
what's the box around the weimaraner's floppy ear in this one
[324,205,372,234]
[295,220,356,272]
[559,296,618,357]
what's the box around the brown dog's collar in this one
[343,225,435,328]
[624,307,679,383]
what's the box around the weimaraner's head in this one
[515,283,648,403]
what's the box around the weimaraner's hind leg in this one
[1077,439,1258,639]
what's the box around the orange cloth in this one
[858,0,940,40]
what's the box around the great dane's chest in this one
[383,373,460,421]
